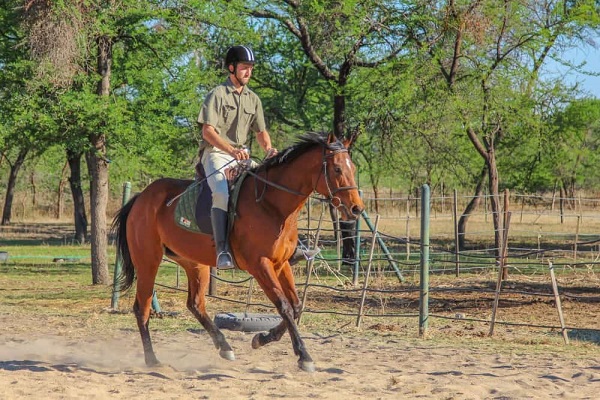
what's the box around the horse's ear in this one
[342,127,361,149]
[327,131,337,144]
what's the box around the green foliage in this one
[2,0,600,221]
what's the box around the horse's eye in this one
[334,165,342,174]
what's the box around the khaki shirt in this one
[197,78,266,152]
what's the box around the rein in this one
[246,146,358,208]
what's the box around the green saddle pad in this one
[173,173,248,235]
[174,183,205,233]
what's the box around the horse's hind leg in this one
[251,263,299,348]
[133,295,160,366]
[130,240,163,366]
[251,320,287,349]
[180,261,235,361]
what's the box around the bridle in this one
[318,147,358,212]
[245,144,358,212]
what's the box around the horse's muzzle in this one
[349,204,363,220]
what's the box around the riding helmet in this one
[225,45,256,66]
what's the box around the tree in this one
[551,98,600,196]
[21,0,212,283]
[408,0,600,255]
[240,0,410,264]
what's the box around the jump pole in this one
[360,210,403,282]
[111,182,131,310]
[549,261,569,344]
[356,215,380,328]
[419,184,430,337]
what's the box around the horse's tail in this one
[110,194,140,292]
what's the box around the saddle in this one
[173,162,250,235]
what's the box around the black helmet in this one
[225,45,256,66]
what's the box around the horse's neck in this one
[258,152,319,216]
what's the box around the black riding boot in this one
[211,208,233,269]
[289,245,321,266]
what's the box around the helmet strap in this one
[230,63,246,87]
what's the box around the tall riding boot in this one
[210,208,234,269]
[289,245,321,266]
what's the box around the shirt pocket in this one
[241,105,255,125]
[222,104,237,126]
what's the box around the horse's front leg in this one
[252,260,315,372]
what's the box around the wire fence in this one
[149,190,600,342]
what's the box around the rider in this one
[197,45,277,269]
[197,45,319,269]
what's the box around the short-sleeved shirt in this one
[197,78,266,152]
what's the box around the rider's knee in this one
[212,192,229,211]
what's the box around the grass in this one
[1,254,598,359]
[1,216,599,357]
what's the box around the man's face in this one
[231,62,254,86]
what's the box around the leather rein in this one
[244,146,358,211]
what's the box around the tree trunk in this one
[30,171,37,207]
[466,126,502,261]
[457,164,488,250]
[67,149,87,244]
[487,150,502,260]
[86,146,110,284]
[333,94,345,139]
[87,34,112,285]
[1,148,28,225]
[56,161,68,220]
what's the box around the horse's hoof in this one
[251,334,262,349]
[145,359,161,367]
[298,360,315,373]
[219,350,235,361]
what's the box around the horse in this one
[112,131,364,372]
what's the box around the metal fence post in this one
[111,182,131,310]
[419,184,430,337]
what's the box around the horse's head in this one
[315,132,364,221]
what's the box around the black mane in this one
[253,132,345,172]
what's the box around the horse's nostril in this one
[352,206,363,216]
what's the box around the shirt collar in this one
[225,77,248,95]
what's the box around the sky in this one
[545,42,600,98]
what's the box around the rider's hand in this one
[266,148,278,158]
[232,148,250,160]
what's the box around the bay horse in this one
[112,131,364,372]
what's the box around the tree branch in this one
[466,126,489,161]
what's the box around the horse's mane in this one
[253,132,345,172]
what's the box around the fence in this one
[120,185,600,343]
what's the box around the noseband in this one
[319,147,358,212]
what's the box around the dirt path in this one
[1,316,598,400]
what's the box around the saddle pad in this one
[174,182,212,234]
[173,171,249,235]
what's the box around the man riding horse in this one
[197,46,318,269]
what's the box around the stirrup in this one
[289,247,321,266]
[216,251,234,270]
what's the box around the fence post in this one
[360,209,403,282]
[353,191,363,286]
[406,197,411,261]
[111,182,132,310]
[502,189,510,280]
[419,184,430,337]
[574,215,581,262]
[453,189,460,276]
